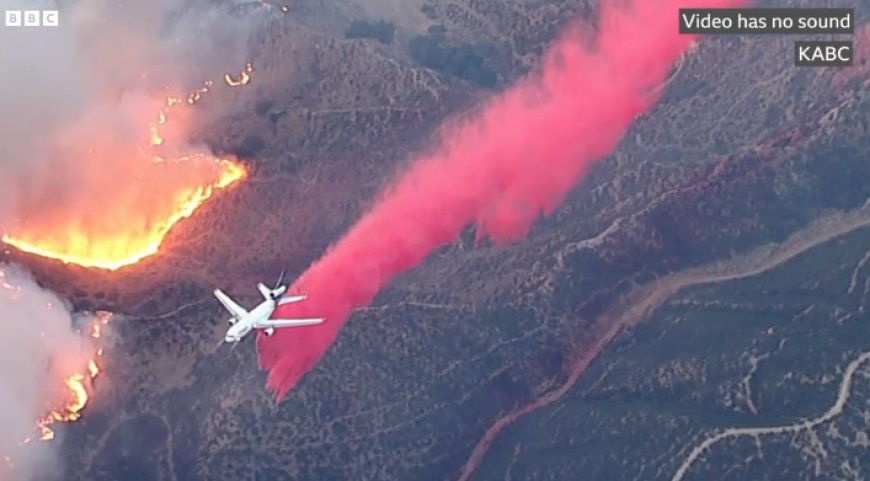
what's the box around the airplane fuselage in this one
[214,278,323,346]
[225,298,277,342]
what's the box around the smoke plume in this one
[0,1,262,479]
[0,265,93,481]
[257,0,748,400]
[0,0,262,268]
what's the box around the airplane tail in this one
[257,282,271,300]
[277,294,307,306]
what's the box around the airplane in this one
[214,270,324,346]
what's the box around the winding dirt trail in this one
[456,200,870,481]
[670,350,870,481]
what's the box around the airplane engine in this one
[265,327,275,337]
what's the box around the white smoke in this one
[0,1,265,479]
[0,0,262,234]
[0,264,94,481]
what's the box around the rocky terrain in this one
[3,0,869,479]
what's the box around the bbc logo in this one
[5,10,59,27]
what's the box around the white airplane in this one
[214,271,324,346]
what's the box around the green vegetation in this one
[408,33,497,88]
[344,20,395,44]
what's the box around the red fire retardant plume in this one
[258,0,748,400]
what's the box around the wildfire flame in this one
[0,272,112,477]
[32,312,111,442]
[1,158,245,271]
[1,65,254,271]
[224,63,253,87]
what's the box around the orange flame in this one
[2,158,245,271]
[33,312,111,442]
[224,63,253,87]
[2,67,253,271]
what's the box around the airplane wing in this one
[256,318,325,329]
[213,289,248,320]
